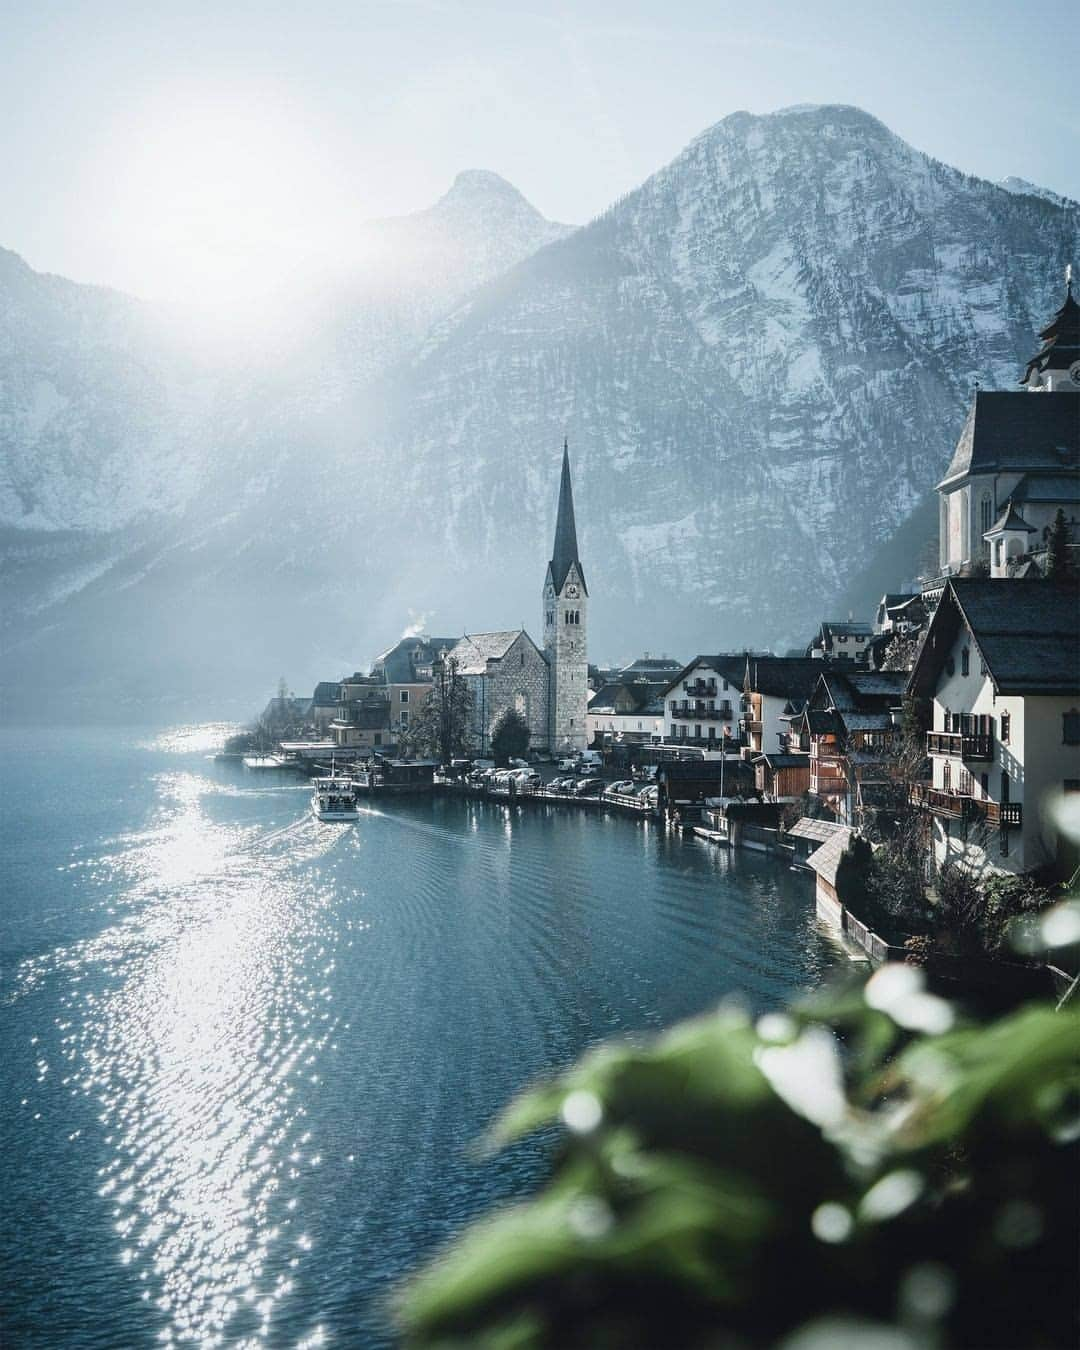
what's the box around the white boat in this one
[243,754,289,770]
[311,775,359,821]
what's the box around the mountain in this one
[1,107,1077,717]
[999,176,1075,210]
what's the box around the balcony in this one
[926,731,993,761]
[910,783,1022,828]
[741,719,763,735]
[684,680,718,697]
[670,704,732,721]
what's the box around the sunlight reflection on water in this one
[31,751,343,1347]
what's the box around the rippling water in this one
[0,726,835,1347]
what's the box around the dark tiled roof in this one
[938,391,1080,487]
[661,654,747,697]
[1022,287,1080,382]
[620,657,684,674]
[1012,473,1080,505]
[373,636,459,684]
[986,501,1036,535]
[755,753,811,768]
[910,578,1080,696]
[311,681,342,705]
[745,656,824,698]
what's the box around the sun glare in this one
[104,87,353,310]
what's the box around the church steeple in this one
[1021,265,1080,389]
[549,438,587,595]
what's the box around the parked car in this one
[549,776,574,792]
[508,758,530,770]
[604,780,634,797]
[557,757,578,772]
[574,778,605,797]
[578,750,604,769]
[511,770,542,790]
[639,785,660,806]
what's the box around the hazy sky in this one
[3,0,1077,304]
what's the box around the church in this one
[448,441,590,757]
[936,271,1079,578]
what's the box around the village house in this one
[660,655,744,748]
[741,656,823,758]
[797,669,909,824]
[371,635,458,738]
[328,673,392,751]
[932,277,1079,585]
[310,681,343,733]
[806,620,874,665]
[586,677,666,747]
[907,578,1080,880]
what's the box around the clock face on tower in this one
[565,583,580,599]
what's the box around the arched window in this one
[980,491,993,541]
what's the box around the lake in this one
[0,726,835,1347]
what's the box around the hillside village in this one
[248,272,1079,968]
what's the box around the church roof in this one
[549,440,586,595]
[984,501,1036,536]
[1022,277,1080,383]
[938,391,1080,488]
[449,630,544,675]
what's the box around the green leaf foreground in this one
[396,977,1080,1349]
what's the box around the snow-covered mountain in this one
[2,106,1077,715]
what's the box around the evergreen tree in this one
[1044,507,1072,581]
[400,658,471,763]
[490,707,531,766]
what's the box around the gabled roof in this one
[806,826,856,887]
[312,681,342,705]
[660,654,747,698]
[938,391,1080,487]
[745,656,824,699]
[620,656,684,674]
[548,440,586,595]
[372,636,459,684]
[450,630,543,675]
[788,817,845,844]
[588,681,662,714]
[909,578,1080,697]
[754,753,811,769]
[985,501,1036,536]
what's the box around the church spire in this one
[549,438,586,594]
[1021,266,1080,388]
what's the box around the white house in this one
[908,578,1080,879]
[660,655,744,748]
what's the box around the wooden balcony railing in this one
[926,731,993,761]
[910,783,1022,828]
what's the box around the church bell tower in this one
[543,440,588,754]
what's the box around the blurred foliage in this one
[398,961,1079,1350]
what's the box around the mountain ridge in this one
[1,108,1076,713]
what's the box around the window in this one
[1064,710,1080,745]
[400,710,409,727]
[980,492,994,538]
[695,725,702,739]
[520,651,525,667]
[980,772,989,797]
[961,648,970,677]
[856,634,865,643]
[1001,711,1010,745]
[400,690,409,703]
[374,733,382,746]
